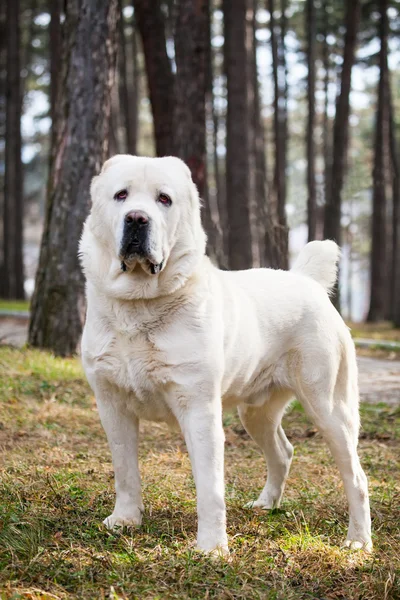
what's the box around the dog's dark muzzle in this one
[120,210,151,260]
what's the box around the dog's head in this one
[80,155,207,299]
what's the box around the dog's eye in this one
[158,193,172,207]
[114,189,128,201]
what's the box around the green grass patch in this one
[0,300,30,312]
[0,347,399,599]
[348,320,400,343]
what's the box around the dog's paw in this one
[244,497,279,510]
[103,512,142,531]
[195,543,230,558]
[342,538,373,552]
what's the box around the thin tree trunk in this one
[0,0,7,280]
[367,0,389,323]
[323,0,360,308]
[268,0,288,269]
[2,0,24,299]
[323,0,360,244]
[174,0,208,199]
[134,0,174,157]
[210,2,228,264]
[130,18,139,153]
[224,0,252,270]
[322,2,330,221]
[252,3,268,267]
[118,0,136,154]
[306,0,317,241]
[49,0,62,162]
[203,0,223,262]
[247,0,260,266]
[29,0,119,355]
[390,78,400,326]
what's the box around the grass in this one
[0,300,30,313]
[348,321,400,343]
[0,347,399,599]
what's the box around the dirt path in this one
[0,317,399,405]
[357,356,400,405]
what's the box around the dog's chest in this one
[104,328,170,391]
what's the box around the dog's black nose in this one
[124,210,149,226]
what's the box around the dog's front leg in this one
[176,397,228,554]
[95,383,143,530]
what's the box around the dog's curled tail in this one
[291,240,340,295]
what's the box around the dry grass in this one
[348,321,400,343]
[0,347,399,599]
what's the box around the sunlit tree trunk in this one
[29,0,119,355]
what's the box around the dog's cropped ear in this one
[90,155,132,204]
[100,154,131,175]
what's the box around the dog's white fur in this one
[80,155,372,554]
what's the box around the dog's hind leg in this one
[238,390,294,510]
[296,346,372,550]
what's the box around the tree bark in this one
[323,0,360,244]
[49,0,62,160]
[29,0,119,355]
[174,0,208,199]
[134,0,174,157]
[268,0,288,269]
[0,0,7,280]
[130,17,139,154]
[306,0,317,242]
[390,79,400,326]
[252,2,268,267]
[322,1,331,218]
[367,0,389,323]
[223,0,252,270]
[2,0,24,299]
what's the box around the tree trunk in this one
[268,0,288,269]
[367,0,389,323]
[322,1,331,221]
[174,0,208,199]
[49,0,62,160]
[323,0,360,308]
[246,0,260,266]
[223,0,252,270]
[134,0,174,157]
[118,0,136,154]
[306,0,317,242]
[0,0,7,280]
[130,17,139,154]
[29,0,119,355]
[390,79,400,326]
[323,0,360,244]
[252,2,268,267]
[2,0,24,299]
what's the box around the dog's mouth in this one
[120,255,164,276]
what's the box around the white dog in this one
[79,154,372,554]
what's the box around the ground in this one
[0,347,399,599]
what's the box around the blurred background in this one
[0,0,399,356]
